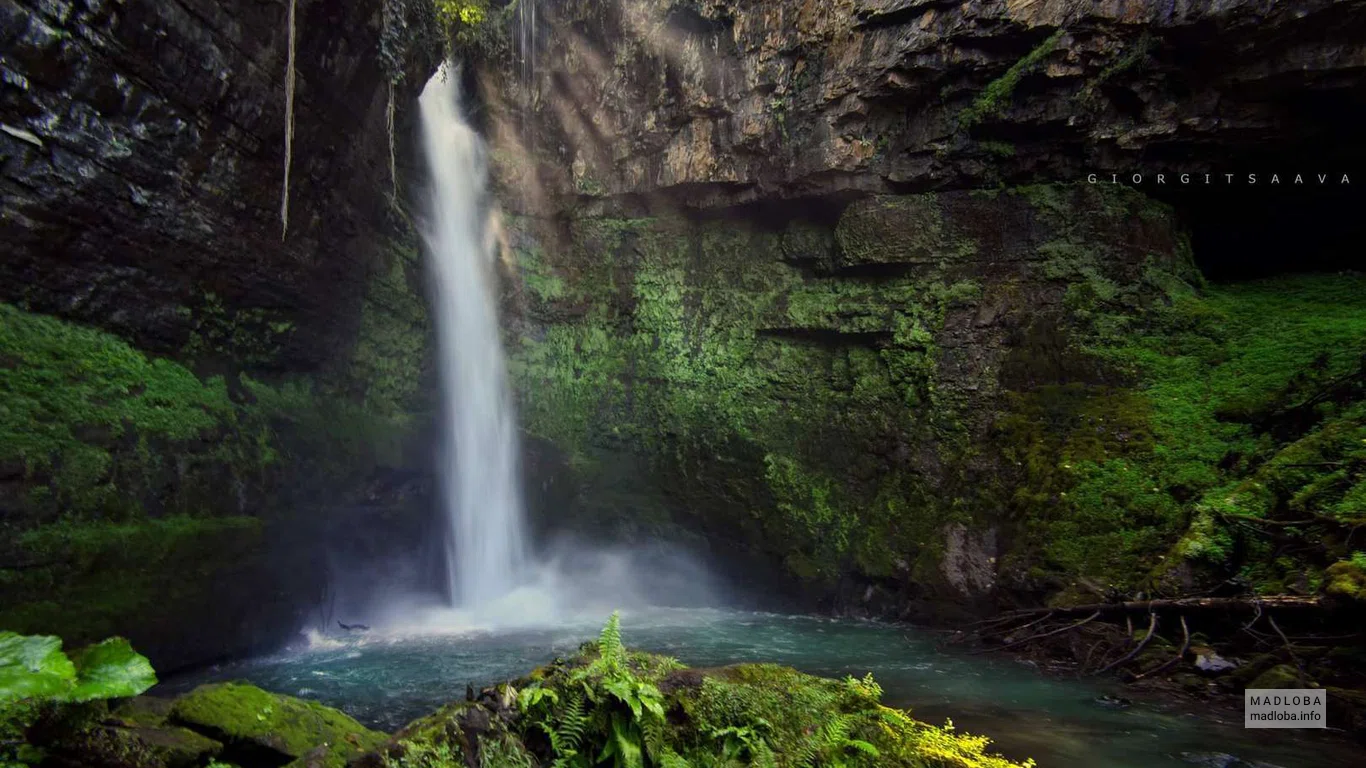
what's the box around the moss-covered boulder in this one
[48,721,224,768]
[359,615,1030,768]
[1325,556,1366,602]
[169,682,386,767]
[1248,665,1309,690]
[30,697,220,768]
[834,195,964,268]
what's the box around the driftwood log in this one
[988,595,1322,621]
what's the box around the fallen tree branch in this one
[1132,614,1189,681]
[1268,615,1304,675]
[972,610,1101,654]
[993,610,1056,638]
[993,595,1321,621]
[1095,612,1158,675]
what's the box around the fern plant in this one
[518,613,689,768]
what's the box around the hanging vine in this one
[280,0,297,241]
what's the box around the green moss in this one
[0,302,239,517]
[511,188,1366,602]
[834,195,945,267]
[379,617,1031,768]
[55,720,224,768]
[1008,270,1366,591]
[1248,664,1307,690]
[0,299,428,546]
[978,140,1016,158]
[509,211,990,585]
[170,682,385,765]
[510,235,566,303]
[0,517,264,646]
[959,30,1065,130]
[1088,33,1155,91]
[347,243,432,423]
[1325,554,1366,601]
[178,292,294,368]
[675,664,1033,767]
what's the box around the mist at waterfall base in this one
[321,62,724,636]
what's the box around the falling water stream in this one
[418,62,526,609]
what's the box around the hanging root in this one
[281,0,297,241]
[387,80,398,200]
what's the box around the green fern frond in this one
[559,689,590,753]
[598,713,645,768]
[598,611,625,667]
[823,712,854,746]
[845,739,879,756]
[657,751,693,768]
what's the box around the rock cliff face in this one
[1,0,434,370]
[0,0,441,669]
[482,0,1366,211]
[502,184,1195,615]
[477,0,1366,614]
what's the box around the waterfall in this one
[418,62,526,609]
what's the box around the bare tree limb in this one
[1096,612,1158,675]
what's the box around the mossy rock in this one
[1247,664,1309,690]
[1324,558,1366,602]
[1225,654,1282,688]
[169,682,386,766]
[834,195,950,267]
[107,696,177,728]
[48,721,223,768]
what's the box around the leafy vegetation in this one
[432,0,519,54]
[516,612,683,767]
[505,212,973,585]
[1,633,156,764]
[0,516,265,658]
[0,298,426,653]
[375,614,1031,768]
[1008,266,1366,594]
[0,633,154,705]
[504,187,1169,592]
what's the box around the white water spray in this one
[418,62,526,609]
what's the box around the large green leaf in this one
[0,632,76,702]
[68,637,156,702]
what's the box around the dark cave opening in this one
[1151,175,1365,282]
[1133,76,1366,283]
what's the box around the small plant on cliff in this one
[432,0,515,54]
[958,29,1065,131]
